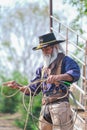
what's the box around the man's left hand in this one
[46,75,61,84]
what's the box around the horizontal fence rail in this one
[50,13,87,130]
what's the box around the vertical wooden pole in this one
[66,28,68,55]
[49,0,53,32]
[84,41,87,130]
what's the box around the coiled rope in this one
[1,79,78,130]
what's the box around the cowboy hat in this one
[32,32,65,50]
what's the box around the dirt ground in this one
[0,112,86,130]
[0,113,22,130]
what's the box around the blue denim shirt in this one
[28,56,80,95]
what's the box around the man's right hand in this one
[3,81,30,94]
[3,81,22,89]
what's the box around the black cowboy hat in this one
[32,32,65,50]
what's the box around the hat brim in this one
[32,40,65,50]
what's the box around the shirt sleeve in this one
[62,56,80,82]
[27,67,42,96]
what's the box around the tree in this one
[0,2,49,129]
[0,2,49,80]
[63,0,87,34]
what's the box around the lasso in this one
[1,79,78,130]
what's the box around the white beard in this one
[43,48,58,68]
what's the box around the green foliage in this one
[12,71,28,85]
[15,93,42,130]
[0,88,20,113]
[0,70,42,129]
[0,71,28,113]
[2,41,10,46]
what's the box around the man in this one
[3,32,80,130]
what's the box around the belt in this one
[42,91,69,105]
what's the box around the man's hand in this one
[46,74,73,84]
[3,81,30,94]
[3,81,22,89]
[46,75,60,84]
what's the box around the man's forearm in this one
[58,73,73,82]
[47,73,73,83]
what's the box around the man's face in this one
[42,46,58,67]
[42,46,53,56]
